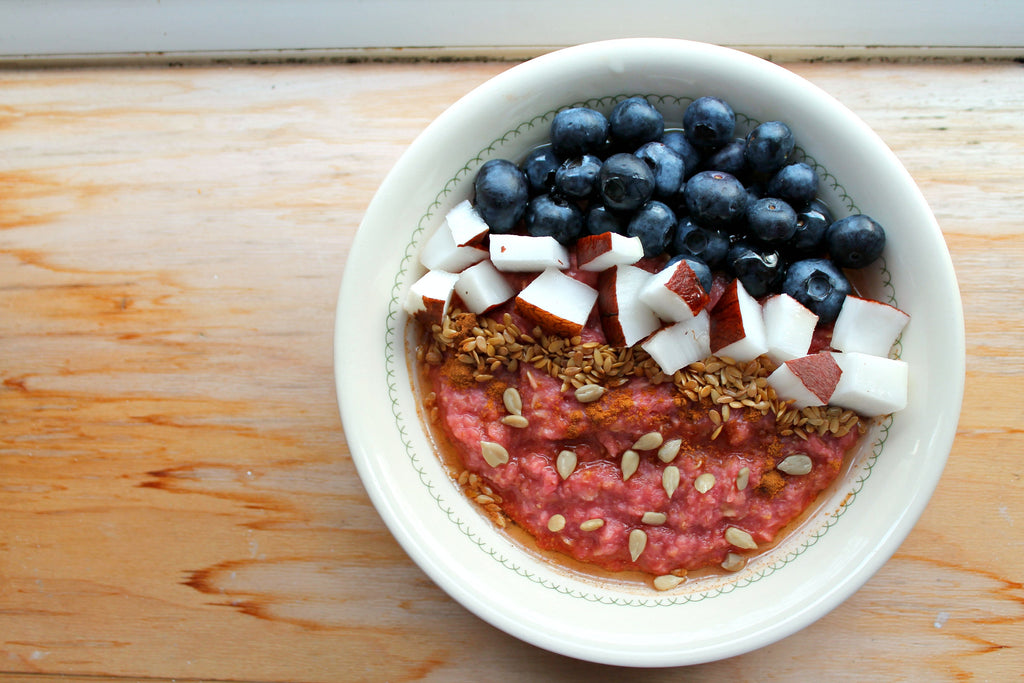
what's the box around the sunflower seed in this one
[621,449,639,481]
[574,384,605,403]
[480,441,509,467]
[500,414,529,428]
[736,466,750,491]
[778,454,813,475]
[556,450,577,480]
[547,514,566,532]
[657,438,682,463]
[642,511,667,525]
[653,574,685,591]
[725,526,758,550]
[721,553,746,572]
[580,518,604,532]
[663,466,680,498]
[628,529,648,562]
[632,431,663,451]
[694,472,716,494]
[502,387,523,416]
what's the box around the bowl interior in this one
[336,38,964,666]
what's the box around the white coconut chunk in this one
[640,311,711,375]
[419,219,488,272]
[767,352,842,409]
[490,234,571,272]
[829,351,909,415]
[444,199,490,247]
[831,295,911,357]
[515,268,598,337]
[455,259,515,314]
[709,279,768,362]
[576,232,645,271]
[404,269,460,321]
[596,265,660,347]
[763,293,819,364]
[639,259,710,323]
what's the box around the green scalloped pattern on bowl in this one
[385,95,899,607]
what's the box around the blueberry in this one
[586,205,626,236]
[627,201,676,257]
[519,146,560,195]
[554,154,602,199]
[790,199,833,255]
[550,107,609,159]
[746,197,798,243]
[825,214,886,269]
[683,170,749,230]
[473,158,529,233]
[744,121,795,176]
[598,153,656,212]
[659,130,701,179]
[667,254,713,294]
[525,194,584,244]
[683,96,736,151]
[670,216,729,267]
[634,142,686,198]
[727,241,786,298]
[782,258,851,323]
[701,137,748,176]
[766,162,818,209]
[609,96,664,148]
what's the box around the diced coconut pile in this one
[406,199,911,417]
[763,293,910,415]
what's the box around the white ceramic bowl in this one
[335,38,964,666]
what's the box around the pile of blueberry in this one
[472,95,886,324]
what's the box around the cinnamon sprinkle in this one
[755,470,786,498]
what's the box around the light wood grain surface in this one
[1,58,1022,682]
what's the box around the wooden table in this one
[1,57,1021,681]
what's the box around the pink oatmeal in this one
[416,289,863,579]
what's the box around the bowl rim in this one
[335,37,966,666]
